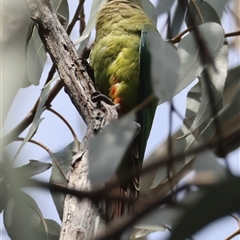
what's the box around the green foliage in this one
[50,142,78,220]
[4,190,60,240]
[1,0,239,239]
[89,113,137,185]
[169,175,240,240]
[1,159,56,240]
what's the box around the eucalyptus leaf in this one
[14,160,52,178]
[220,88,240,124]
[223,66,240,105]
[13,82,51,161]
[141,176,240,240]
[146,128,192,190]
[4,191,44,240]
[152,83,201,188]
[190,41,228,132]
[147,28,180,102]
[204,0,230,18]
[51,142,76,183]
[184,2,228,139]
[173,3,227,156]
[155,0,175,15]
[184,81,201,122]
[150,164,169,189]
[134,224,166,233]
[137,190,203,231]
[204,89,240,155]
[186,0,221,26]
[193,150,226,177]
[141,0,157,26]
[52,0,69,26]
[150,140,191,189]
[4,187,61,240]
[26,27,47,86]
[120,221,166,240]
[188,68,239,155]
[169,176,240,240]
[130,225,166,239]
[180,40,228,147]
[50,142,77,220]
[173,22,225,102]
[77,34,91,56]
[37,219,61,240]
[140,131,181,194]
[169,0,187,37]
[75,0,107,48]
[89,113,137,185]
[136,204,184,230]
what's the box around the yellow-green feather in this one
[90,0,152,113]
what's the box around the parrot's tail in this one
[105,175,138,222]
[105,132,140,222]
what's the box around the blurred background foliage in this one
[0,0,239,239]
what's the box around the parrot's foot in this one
[92,91,121,113]
[92,91,115,106]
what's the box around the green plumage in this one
[90,0,152,113]
[90,0,158,220]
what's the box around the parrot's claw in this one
[91,91,115,106]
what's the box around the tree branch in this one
[25,0,118,239]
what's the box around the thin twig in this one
[225,30,240,38]
[224,228,240,240]
[169,26,193,43]
[17,178,134,203]
[229,214,240,226]
[67,0,85,35]
[79,0,86,36]
[225,214,240,240]
[16,137,67,180]
[46,107,79,145]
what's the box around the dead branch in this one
[25,0,118,239]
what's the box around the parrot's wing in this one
[136,24,158,182]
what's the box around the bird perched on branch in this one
[90,0,158,222]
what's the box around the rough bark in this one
[25,0,118,239]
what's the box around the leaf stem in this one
[46,107,80,150]
[16,137,67,181]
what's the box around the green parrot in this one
[90,0,158,221]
